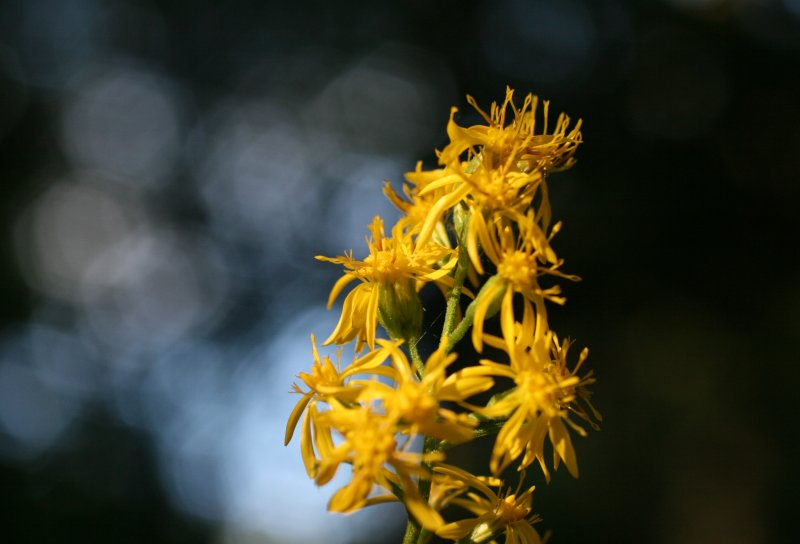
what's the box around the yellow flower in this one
[440,86,582,175]
[318,216,455,351]
[314,399,446,531]
[549,337,602,434]
[411,88,581,271]
[471,211,577,353]
[284,335,399,477]
[433,463,543,544]
[475,304,600,478]
[414,160,545,266]
[287,338,496,530]
[360,340,495,444]
[383,161,460,247]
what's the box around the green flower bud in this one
[378,280,423,342]
[472,274,506,321]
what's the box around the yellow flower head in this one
[284,335,402,477]
[313,399,447,531]
[547,336,602,435]
[312,402,398,511]
[287,338,497,531]
[470,212,578,353]
[440,86,583,175]
[475,306,600,478]
[359,340,494,444]
[433,463,543,544]
[318,216,455,351]
[413,160,545,261]
[410,88,581,272]
[383,162,461,247]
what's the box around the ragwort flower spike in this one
[286,86,598,544]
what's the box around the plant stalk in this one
[440,235,470,353]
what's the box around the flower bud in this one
[473,274,506,321]
[378,280,423,341]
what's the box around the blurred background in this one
[1,0,798,542]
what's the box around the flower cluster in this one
[286,88,600,543]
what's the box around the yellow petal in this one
[500,287,515,353]
[365,283,379,350]
[549,417,578,478]
[417,173,462,196]
[284,392,313,446]
[300,409,318,478]
[439,370,495,401]
[328,478,368,513]
[401,476,444,531]
[436,518,483,540]
[467,214,484,275]
[326,273,358,309]
[481,332,507,351]
[473,210,500,266]
[491,407,527,475]
[324,286,359,346]
[417,184,471,249]
[363,494,399,507]
[512,522,542,544]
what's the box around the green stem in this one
[400,333,424,542]
[406,224,469,542]
[440,241,470,353]
[447,296,478,352]
[408,337,424,376]
[418,528,434,544]
[417,435,438,543]
[402,436,440,544]
[406,338,429,544]
[403,518,421,544]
